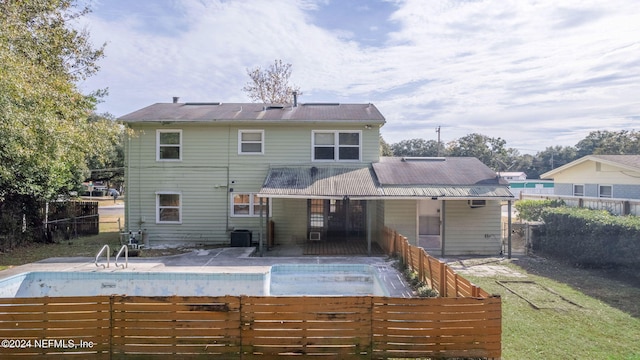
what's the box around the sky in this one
[77,0,640,154]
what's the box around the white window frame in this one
[311,130,362,162]
[156,129,182,161]
[573,184,584,196]
[231,193,271,217]
[468,199,486,208]
[598,184,612,198]
[156,191,182,224]
[238,130,265,155]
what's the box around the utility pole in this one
[436,126,441,157]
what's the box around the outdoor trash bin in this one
[230,230,252,247]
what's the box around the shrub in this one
[416,284,439,298]
[534,207,640,268]
[515,199,565,222]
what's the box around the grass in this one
[465,260,640,360]
[0,217,122,267]
[0,199,187,267]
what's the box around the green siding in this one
[125,122,380,247]
[443,200,502,255]
[383,200,417,246]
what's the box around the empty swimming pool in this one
[0,264,391,298]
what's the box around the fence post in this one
[427,255,434,288]
[454,273,459,297]
[418,250,424,284]
[439,261,446,297]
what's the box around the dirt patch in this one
[447,255,640,318]
[448,257,526,278]
[512,255,640,318]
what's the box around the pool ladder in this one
[95,245,128,269]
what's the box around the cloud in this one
[79,0,640,154]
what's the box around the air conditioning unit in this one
[309,232,321,241]
[468,199,486,208]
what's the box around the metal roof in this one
[119,102,386,124]
[379,185,513,199]
[258,162,514,200]
[258,166,381,199]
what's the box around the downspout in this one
[226,126,231,232]
[125,128,130,233]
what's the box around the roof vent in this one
[266,105,285,110]
[401,157,446,162]
[172,96,179,103]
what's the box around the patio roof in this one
[258,166,381,199]
[258,164,514,200]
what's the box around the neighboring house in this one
[541,155,640,200]
[120,100,513,256]
[498,173,554,198]
[499,172,527,181]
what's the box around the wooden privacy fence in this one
[380,227,491,298]
[0,295,501,359]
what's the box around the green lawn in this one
[467,261,640,360]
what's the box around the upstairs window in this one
[157,130,182,161]
[599,185,612,198]
[238,130,264,154]
[573,184,584,196]
[312,131,361,161]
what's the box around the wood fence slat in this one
[0,226,502,358]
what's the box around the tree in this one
[446,133,508,171]
[379,136,393,156]
[527,146,577,178]
[0,0,107,246]
[242,59,301,104]
[86,113,126,186]
[576,130,640,157]
[391,139,441,157]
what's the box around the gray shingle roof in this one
[373,157,509,186]
[119,102,386,123]
[589,155,640,170]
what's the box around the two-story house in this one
[120,100,513,256]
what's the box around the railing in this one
[94,244,110,268]
[114,245,128,269]
[521,193,640,216]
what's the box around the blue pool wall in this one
[0,264,390,298]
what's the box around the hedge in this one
[515,199,564,222]
[534,207,640,268]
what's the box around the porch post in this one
[440,200,446,257]
[259,197,264,257]
[367,201,372,256]
[507,200,512,259]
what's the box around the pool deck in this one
[0,246,414,297]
